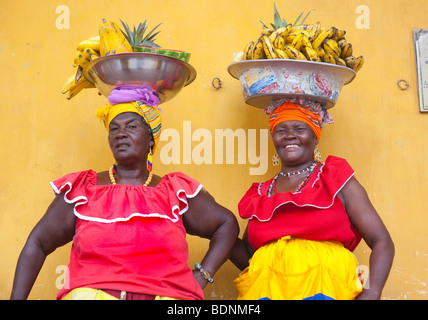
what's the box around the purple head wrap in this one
[107,85,160,107]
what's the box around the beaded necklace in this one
[109,165,153,186]
[268,161,321,197]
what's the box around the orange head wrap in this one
[268,101,325,140]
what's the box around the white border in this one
[50,181,203,224]
[246,172,355,222]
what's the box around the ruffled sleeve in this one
[157,172,204,220]
[238,156,355,221]
[49,170,203,224]
[50,170,96,207]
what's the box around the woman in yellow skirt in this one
[230,101,394,300]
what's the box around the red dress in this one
[50,171,204,300]
[239,156,361,252]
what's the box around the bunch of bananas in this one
[241,22,364,73]
[61,36,100,100]
[62,19,136,100]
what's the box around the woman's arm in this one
[183,189,239,288]
[340,177,395,300]
[10,193,76,299]
[229,224,255,271]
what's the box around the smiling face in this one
[272,120,318,168]
[108,112,154,165]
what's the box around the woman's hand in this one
[192,269,209,289]
[229,224,255,271]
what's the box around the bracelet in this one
[194,263,214,283]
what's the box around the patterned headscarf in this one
[95,85,162,153]
[266,99,334,140]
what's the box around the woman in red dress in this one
[230,100,394,300]
[10,87,239,300]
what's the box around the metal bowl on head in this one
[228,59,356,109]
[83,52,197,104]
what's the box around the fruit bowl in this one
[83,52,197,104]
[228,59,356,109]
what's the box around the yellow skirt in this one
[234,236,363,300]
[61,288,177,300]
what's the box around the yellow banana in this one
[314,46,325,60]
[74,53,90,68]
[268,27,288,50]
[283,31,305,44]
[280,23,292,38]
[66,80,95,99]
[82,48,100,60]
[290,24,320,42]
[62,73,78,93]
[323,39,341,59]
[62,73,95,99]
[335,58,346,66]
[312,27,336,50]
[261,35,277,59]
[275,48,289,59]
[291,33,306,51]
[288,26,311,36]
[308,22,322,41]
[334,29,346,41]
[273,32,285,50]
[244,41,255,60]
[302,46,321,62]
[251,38,265,60]
[323,52,336,64]
[260,28,275,37]
[354,55,364,72]
[302,34,313,48]
[269,27,287,42]
[345,56,358,69]
[99,19,133,56]
[284,45,307,60]
[340,43,353,59]
[337,37,348,49]
[76,36,100,52]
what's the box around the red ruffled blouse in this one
[50,170,204,300]
[239,156,361,252]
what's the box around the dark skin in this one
[11,112,239,299]
[230,120,394,300]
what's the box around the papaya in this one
[99,19,132,56]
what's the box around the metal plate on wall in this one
[413,29,428,112]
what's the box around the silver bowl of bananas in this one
[228,59,356,109]
[83,52,197,104]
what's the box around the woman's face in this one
[108,112,154,164]
[272,120,318,167]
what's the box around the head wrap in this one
[266,99,334,141]
[95,85,162,153]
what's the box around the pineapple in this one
[120,19,162,48]
[260,3,313,29]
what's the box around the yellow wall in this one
[1,0,427,300]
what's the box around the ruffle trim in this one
[248,173,354,222]
[239,156,355,222]
[50,177,203,224]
